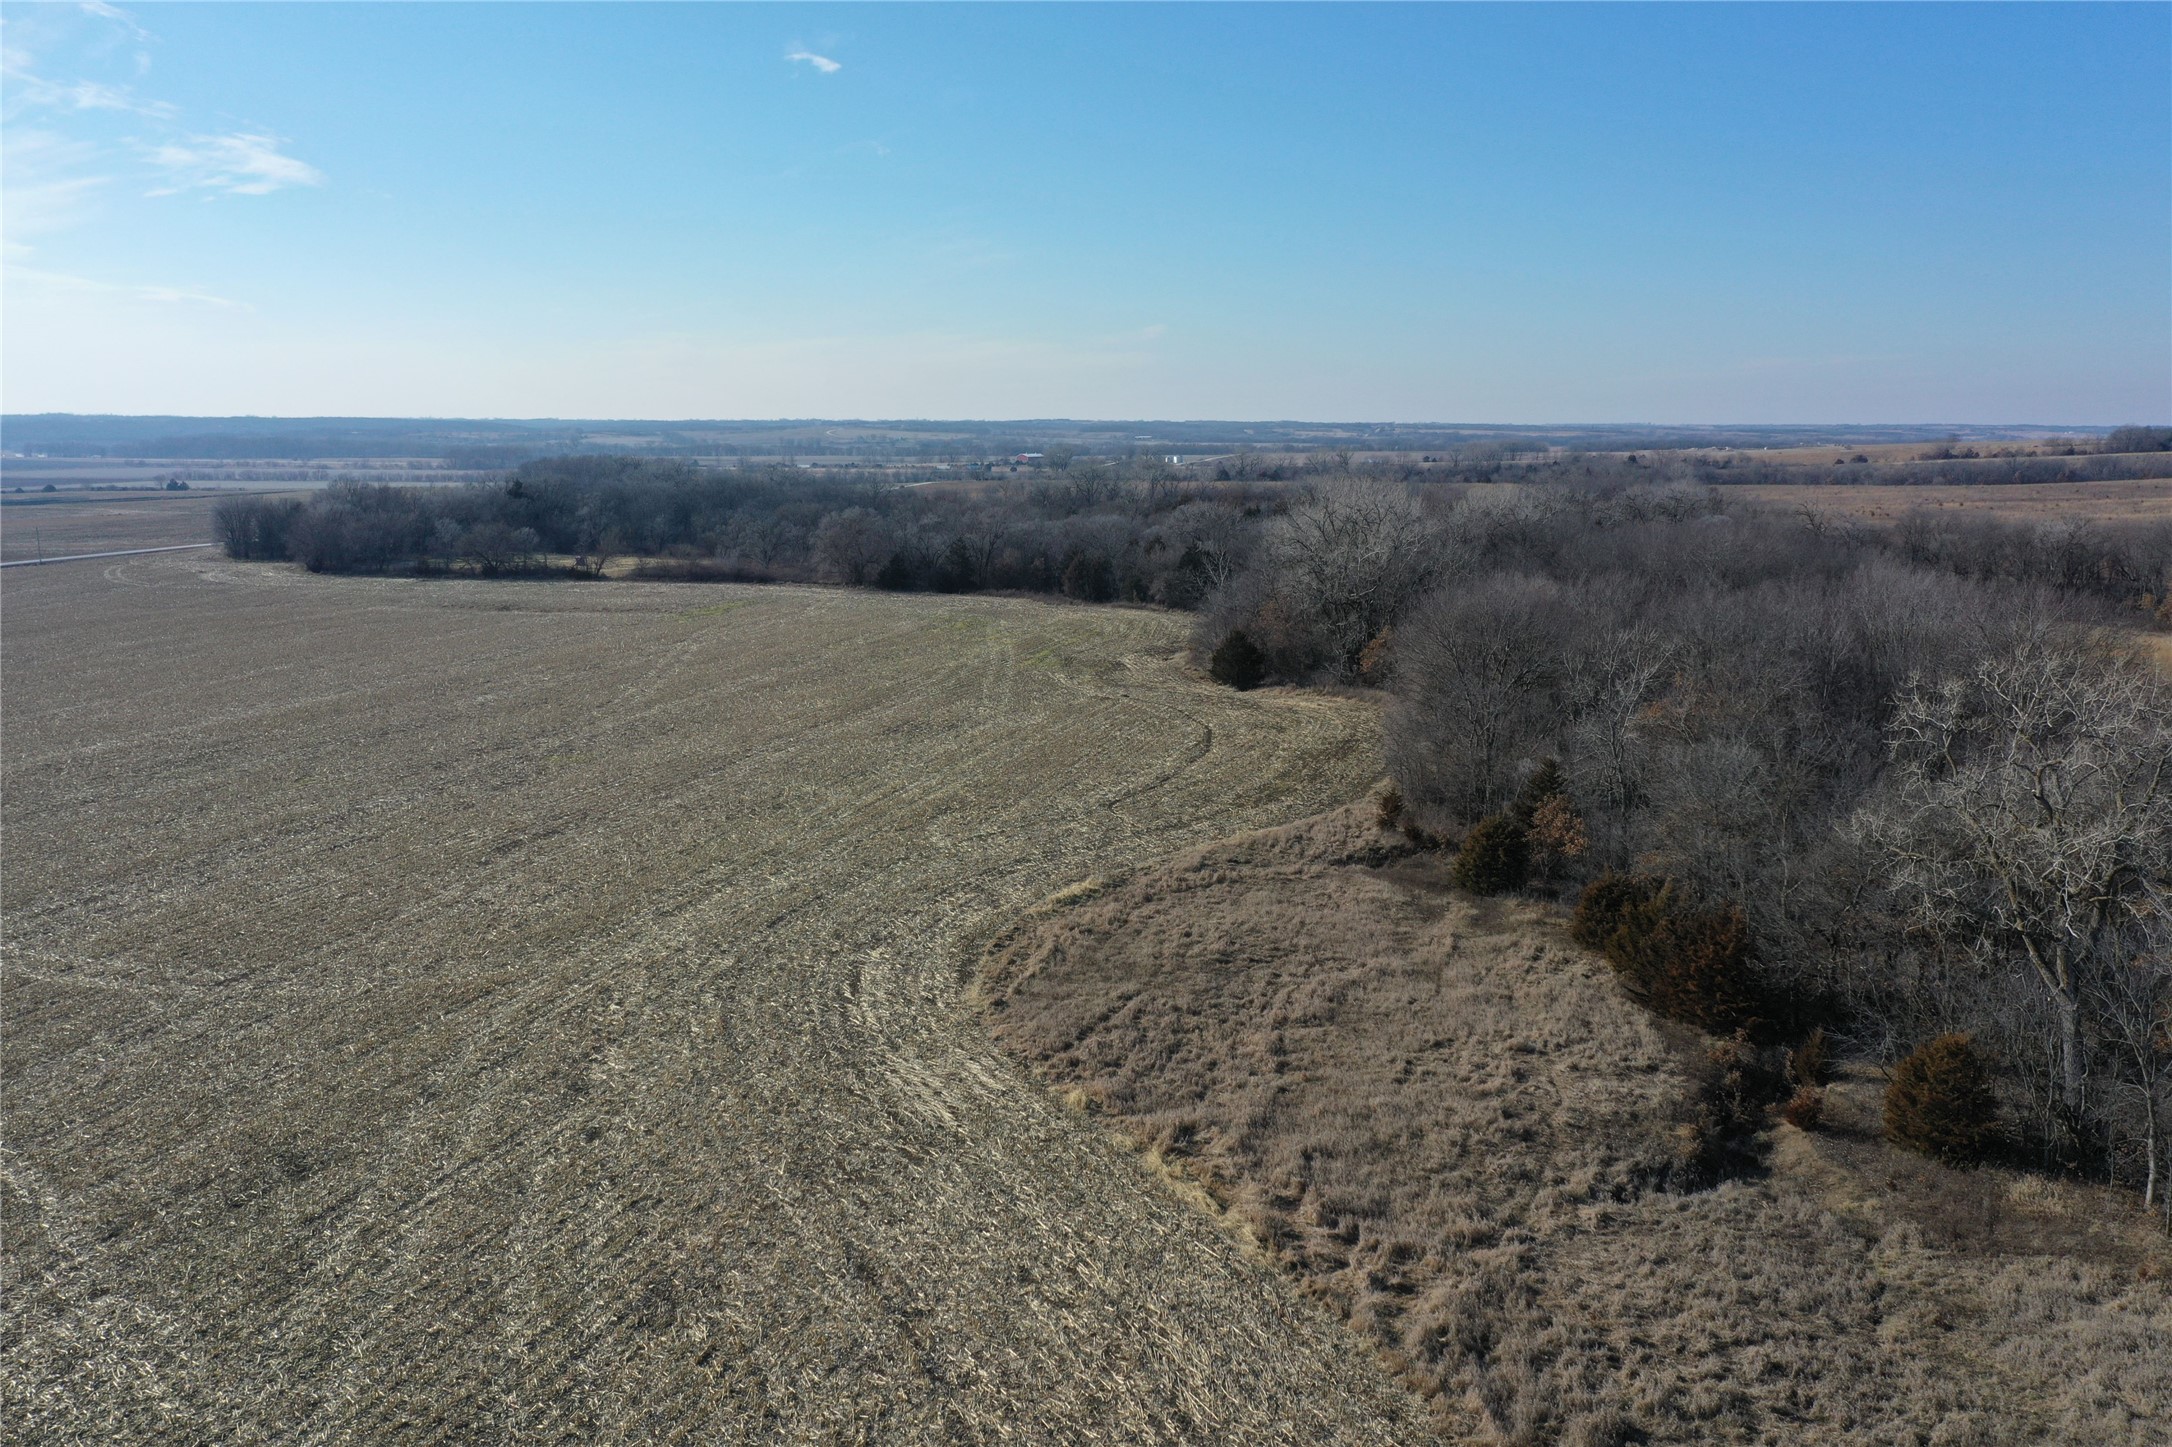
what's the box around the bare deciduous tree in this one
[1267,481,1442,678]
[1854,637,2172,1151]
[1387,574,1571,825]
[1168,500,1253,595]
[811,507,894,586]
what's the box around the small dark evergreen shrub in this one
[1677,1031,1789,1184]
[1376,786,1405,831]
[1781,1086,1826,1131]
[1208,630,1267,690]
[1604,887,1762,1035]
[1885,1034,1998,1165]
[1355,626,1394,685]
[930,537,981,592]
[1512,757,1568,824]
[1061,553,1115,602]
[1451,813,1529,895]
[875,551,920,591]
[1787,1027,1833,1089]
[1570,872,1665,952]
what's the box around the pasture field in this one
[0,493,235,563]
[0,555,1428,1444]
[1730,477,2172,525]
[984,807,2172,1444]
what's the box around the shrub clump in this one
[1572,874,1764,1036]
[1885,1034,1999,1165]
[1511,760,1587,883]
[1781,1086,1827,1131]
[1061,552,1116,602]
[1677,1031,1789,1184]
[1375,786,1404,831]
[1355,626,1395,685]
[1570,871,1663,951]
[1787,1027,1833,1089]
[1451,813,1529,895]
[1512,758,1568,823]
[1208,629,1267,690]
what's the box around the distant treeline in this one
[216,453,2172,620]
[1398,447,2172,493]
[213,456,1275,606]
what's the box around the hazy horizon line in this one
[2,413,2144,430]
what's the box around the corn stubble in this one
[1,555,1428,1444]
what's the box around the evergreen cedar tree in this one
[1572,873,1764,1037]
[1449,760,1575,895]
[1208,630,1266,691]
[1452,814,1529,895]
[1885,1034,1999,1165]
[1512,758,1567,824]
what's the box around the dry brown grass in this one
[982,805,2172,1444]
[1733,478,2172,526]
[1,555,1432,1444]
[2136,632,2172,677]
[1709,442,2104,467]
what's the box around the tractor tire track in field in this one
[1,556,1435,1444]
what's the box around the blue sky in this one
[4,2,2167,422]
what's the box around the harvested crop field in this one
[1732,477,2172,525]
[0,554,1434,1444]
[0,492,234,563]
[982,807,2172,1444]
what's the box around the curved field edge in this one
[3,555,1433,1445]
[978,803,2172,1446]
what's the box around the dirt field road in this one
[1,556,1430,1444]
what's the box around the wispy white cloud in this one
[787,50,841,74]
[2,128,110,256]
[144,132,324,196]
[78,2,153,46]
[5,67,175,117]
[7,263,244,308]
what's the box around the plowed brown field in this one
[0,492,232,562]
[0,554,1432,1444]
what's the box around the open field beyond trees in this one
[983,808,2172,1445]
[1730,477,2172,526]
[0,493,237,563]
[0,554,1432,1444]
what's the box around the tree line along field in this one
[0,552,1431,1444]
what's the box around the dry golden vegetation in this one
[1711,442,2076,467]
[1,554,1436,1444]
[0,492,239,562]
[1730,477,2172,526]
[982,806,2172,1445]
